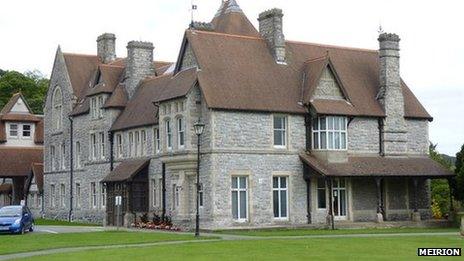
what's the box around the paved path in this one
[35,225,105,234]
[0,231,459,260]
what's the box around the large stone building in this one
[0,93,44,217]
[43,0,453,228]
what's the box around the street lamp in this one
[193,121,205,237]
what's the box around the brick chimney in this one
[258,8,286,64]
[377,33,407,156]
[97,33,116,64]
[125,41,154,99]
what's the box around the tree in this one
[429,143,453,217]
[453,144,464,202]
[0,70,48,114]
[0,69,5,77]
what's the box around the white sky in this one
[1,0,463,155]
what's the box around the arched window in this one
[53,87,63,130]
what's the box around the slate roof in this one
[102,159,150,182]
[211,0,259,37]
[0,147,43,178]
[300,153,454,177]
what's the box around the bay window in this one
[154,128,160,153]
[312,116,347,150]
[116,134,123,158]
[166,120,172,150]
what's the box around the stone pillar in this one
[125,41,154,99]
[411,178,421,222]
[258,8,286,63]
[124,212,134,228]
[375,177,384,223]
[97,33,116,64]
[377,33,407,156]
[326,177,335,229]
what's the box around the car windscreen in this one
[0,207,22,217]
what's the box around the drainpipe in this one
[378,118,384,156]
[109,132,114,171]
[305,177,311,224]
[68,116,74,222]
[162,163,166,221]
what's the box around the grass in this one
[213,227,459,237]
[19,235,463,260]
[0,231,204,255]
[34,218,101,227]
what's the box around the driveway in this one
[34,225,105,234]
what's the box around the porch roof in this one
[299,153,455,178]
[0,183,12,193]
[101,159,150,183]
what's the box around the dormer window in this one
[312,116,347,150]
[91,95,105,119]
[9,124,18,137]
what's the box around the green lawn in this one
[214,227,459,237]
[0,231,203,255]
[20,235,463,260]
[34,218,101,227]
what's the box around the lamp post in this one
[193,121,205,237]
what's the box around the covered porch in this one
[102,159,150,227]
[300,153,455,226]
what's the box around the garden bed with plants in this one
[131,214,182,231]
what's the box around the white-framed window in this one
[172,184,179,210]
[273,115,287,148]
[98,96,104,118]
[91,182,97,208]
[50,146,56,171]
[273,176,288,219]
[100,183,106,208]
[141,130,147,156]
[317,178,326,209]
[312,116,347,150]
[9,124,18,137]
[166,120,172,150]
[50,184,56,207]
[60,143,66,170]
[231,176,248,221]
[129,132,134,157]
[135,131,140,156]
[60,183,66,207]
[99,132,105,159]
[22,124,31,138]
[75,183,81,207]
[154,128,160,154]
[90,133,97,160]
[116,134,123,158]
[152,179,157,207]
[75,141,81,168]
[91,97,97,119]
[158,178,163,207]
[53,87,62,130]
[177,117,185,149]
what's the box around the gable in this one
[180,43,198,71]
[10,97,31,113]
[313,66,345,100]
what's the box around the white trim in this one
[312,116,348,151]
[272,114,288,148]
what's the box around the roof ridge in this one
[304,55,329,64]
[190,29,262,41]
[286,40,378,53]
[62,52,99,58]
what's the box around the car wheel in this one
[29,223,34,232]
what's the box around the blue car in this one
[0,206,34,234]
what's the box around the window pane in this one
[273,190,279,217]
[280,190,287,217]
[273,177,278,188]
[274,130,282,146]
[232,191,238,219]
[239,177,246,189]
[340,190,346,216]
[327,117,332,130]
[239,191,247,219]
[317,178,325,188]
[334,132,340,149]
[334,117,340,130]
[274,116,283,129]
[313,133,319,149]
[280,177,287,188]
[320,132,327,149]
[312,118,318,130]
[328,132,334,149]
[231,177,238,189]
[320,117,326,130]
[341,117,346,130]
[341,133,347,149]
[318,189,326,208]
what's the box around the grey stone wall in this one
[180,44,198,70]
[406,119,429,155]
[125,41,154,99]
[258,8,285,63]
[348,117,380,154]
[313,67,344,100]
